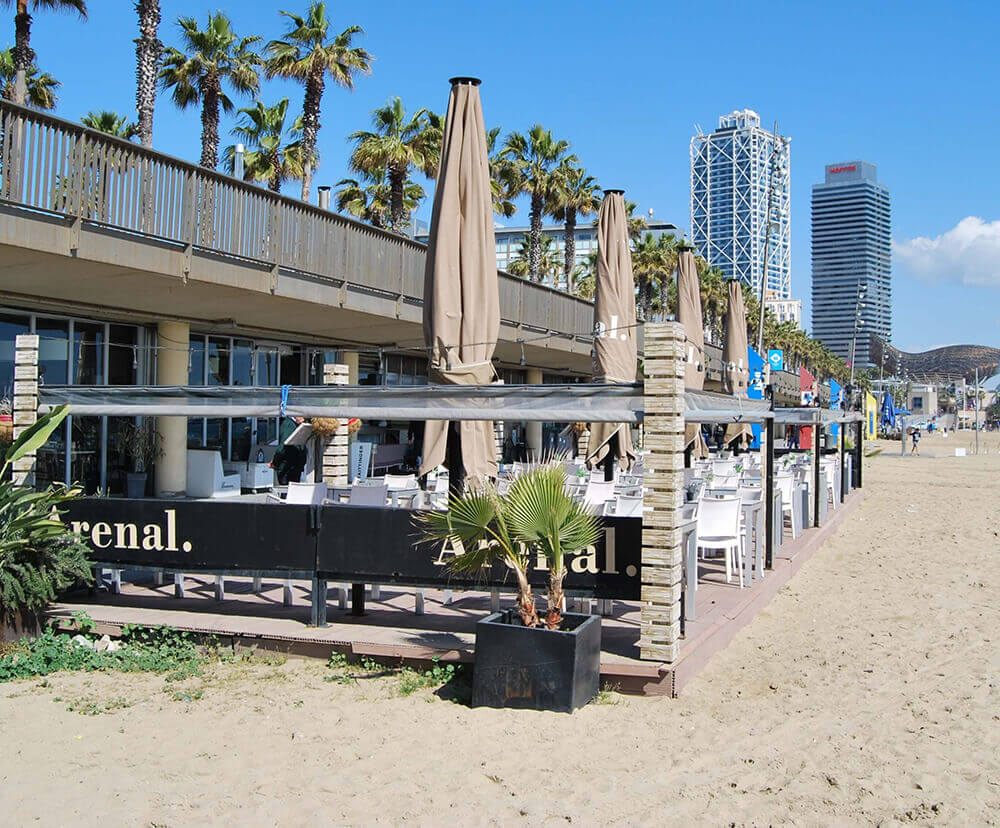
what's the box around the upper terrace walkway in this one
[0,100,592,370]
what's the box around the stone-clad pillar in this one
[525,367,543,458]
[12,334,39,487]
[322,364,349,485]
[639,322,685,663]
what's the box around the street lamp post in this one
[848,281,866,407]
[756,123,784,359]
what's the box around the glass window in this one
[71,415,101,493]
[205,418,227,454]
[37,318,69,385]
[232,339,252,386]
[108,324,138,385]
[207,337,230,386]
[72,321,104,385]
[187,418,205,448]
[231,417,252,461]
[188,336,205,385]
[0,312,30,398]
[256,347,280,385]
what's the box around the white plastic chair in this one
[695,496,743,588]
[610,495,644,517]
[186,450,241,498]
[384,473,417,490]
[583,480,616,514]
[348,483,388,506]
[775,474,801,539]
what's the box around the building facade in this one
[690,110,792,299]
[764,295,802,327]
[811,161,891,367]
[421,219,682,289]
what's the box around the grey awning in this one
[38,383,644,423]
[683,389,773,424]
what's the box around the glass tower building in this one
[690,110,792,299]
[811,161,891,368]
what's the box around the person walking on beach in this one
[910,426,921,455]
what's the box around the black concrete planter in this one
[471,609,601,713]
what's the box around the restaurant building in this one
[0,101,595,494]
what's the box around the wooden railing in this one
[0,100,594,342]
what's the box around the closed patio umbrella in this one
[586,190,637,473]
[676,246,709,459]
[722,279,753,448]
[418,77,499,488]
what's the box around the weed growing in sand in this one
[397,660,458,697]
[65,695,133,716]
[592,684,621,705]
[1,620,199,682]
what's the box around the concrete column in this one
[639,322,685,663]
[322,363,350,485]
[12,334,39,487]
[525,367,543,458]
[155,321,189,497]
[341,351,360,385]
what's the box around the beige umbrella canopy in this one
[722,278,754,448]
[418,78,499,486]
[676,246,709,459]
[586,190,637,471]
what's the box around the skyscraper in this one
[811,161,891,368]
[690,110,792,299]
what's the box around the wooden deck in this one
[47,491,864,697]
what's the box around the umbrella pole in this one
[446,422,466,495]
[603,433,618,482]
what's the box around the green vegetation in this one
[325,651,468,700]
[418,464,601,629]
[0,405,92,624]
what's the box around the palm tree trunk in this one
[529,192,544,282]
[134,0,162,149]
[388,165,407,234]
[299,71,324,203]
[563,207,576,291]
[12,2,32,106]
[199,81,221,169]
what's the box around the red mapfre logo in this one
[830,165,857,173]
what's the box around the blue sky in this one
[16,0,999,353]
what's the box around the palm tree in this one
[2,0,85,106]
[81,110,139,140]
[134,0,162,149]
[507,233,561,284]
[222,99,304,193]
[418,465,600,629]
[265,2,372,203]
[485,126,516,218]
[159,12,262,169]
[550,163,600,291]
[334,170,423,229]
[501,125,575,282]
[654,235,681,320]
[696,259,727,345]
[347,97,440,234]
[0,45,57,107]
[572,252,597,299]
[631,233,674,322]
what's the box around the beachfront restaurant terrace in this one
[15,324,866,694]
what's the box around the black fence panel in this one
[315,506,641,600]
[63,499,317,573]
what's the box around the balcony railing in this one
[0,100,593,343]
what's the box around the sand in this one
[2,433,999,826]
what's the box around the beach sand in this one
[2,433,999,826]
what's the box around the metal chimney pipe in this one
[317,185,331,210]
[234,143,245,179]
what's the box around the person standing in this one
[910,426,921,456]
[271,416,308,484]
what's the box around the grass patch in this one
[592,684,621,706]
[323,652,467,699]
[0,614,281,684]
[65,695,133,716]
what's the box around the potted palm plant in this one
[418,465,602,712]
[115,420,162,498]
